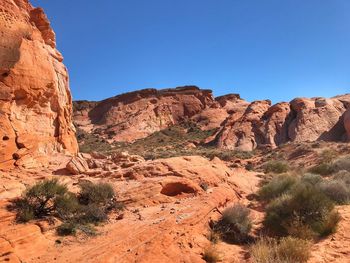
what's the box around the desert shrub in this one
[78,204,108,224]
[55,193,80,220]
[258,174,297,201]
[332,156,350,172]
[250,237,311,263]
[285,217,316,240]
[213,204,252,243]
[263,183,337,237]
[312,210,340,237]
[319,180,350,204]
[202,246,221,263]
[333,170,350,182]
[57,222,77,236]
[13,179,68,221]
[12,179,121,236]
[263,161,289,174]
[301,173,323,185]
[308,163,334,176]
[276,237,311,262]
[206,229,220,244]
[320,149,337,164]
[14,200,35,223]
[79,182,115,206]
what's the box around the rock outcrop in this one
[0,0,78,168]
[74,86,216,142]
[217,96,350,151]
[0,156,261,262]
[75,90,350,151]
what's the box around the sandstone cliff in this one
[74,86,216,142]
[0,0,78,168]
[74,88,350,151]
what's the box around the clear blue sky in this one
[31,0,349,103]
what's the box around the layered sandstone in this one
[74,86,216,142]
[74,89,350,151]
[0,0,78,168]
[217,96,350,151]
[0,156,261,262]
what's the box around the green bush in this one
[79,182,115,206]
[263,161,289,174]
[258,174,297,201]
[57,222,77,236]
[12,179,121,236]
[308,163,334,176]
[213,204,252,243]
[250,237,311,263]
[263,183,337,237]
[301,173,323,185]
[319,180,350,204]
[14,179,68,220]
[332,157,350,172]
[333,170,350,184]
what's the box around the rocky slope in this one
[74,89,350,151]
[0,155,261,263]
[0,0,78,169]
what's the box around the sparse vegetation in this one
[76,122,257,162]
[263,182,339,237]
[250,237,311,263]
[332,156,350,172]
[263,161,289,174]
[212,204,252,244]
[308,163,334,176]
[14,179,69,222]
[258,174,297,201]
[11,179,122,236]
[202,246,221,263]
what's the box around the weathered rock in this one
[73,86,215,142]
[216,97,349,150]
[217,100,271,151]
[288,97,346,142]
[66,155,89,175]
[0,0,78,169]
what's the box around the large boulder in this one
[66,155,89,175]
[0,0,78,168]
[288,97,346,142]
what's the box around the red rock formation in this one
[216,97,350,151]
[217,100,271,151]
[74,86,216,142]
[74,90,350,151]
[288,97,346,142]
[0,0,78,168]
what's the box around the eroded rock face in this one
[288,97,346,142]
[216,97,349,151]
[0,0,78,168]
[74,86,216,142]
[217,100,272,151]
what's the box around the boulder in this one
[66,156,89,175]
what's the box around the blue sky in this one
[31,0,350,103]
